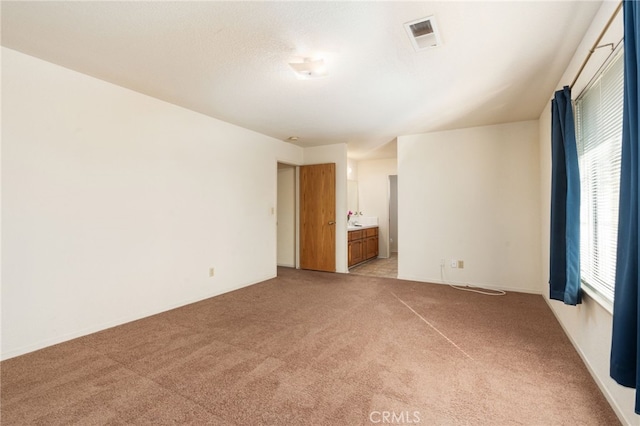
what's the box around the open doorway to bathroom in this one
[349,173,398,278]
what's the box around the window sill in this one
[581,284,614,315]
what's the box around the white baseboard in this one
[396,274,542,295]
[1,273,276,361]
[542,296,631,426]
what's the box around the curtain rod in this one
[570,1,623,90]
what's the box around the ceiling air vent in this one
[404,16,441,51]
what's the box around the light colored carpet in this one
[1,268,619,425]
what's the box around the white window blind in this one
[574,47,624,303]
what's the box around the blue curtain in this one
[611,0,640,414]
[549,86,581,306]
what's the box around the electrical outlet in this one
[450,259,457,268]
[458,260,464,269]
[209,267,215,277]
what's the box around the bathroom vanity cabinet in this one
[348,226,378,268]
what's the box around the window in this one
[574,47,624,303]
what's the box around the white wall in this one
[357,158,398,258]
[1,48,303,359]
[347,157,359,181]
[303,144,349,273]
[347,157,359,214]
[277,165,296,267]
[538,2,635,423]
[397,120,541,293]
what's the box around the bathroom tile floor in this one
[348,253,398,278]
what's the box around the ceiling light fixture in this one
[287,136,299,142]
[288,58,328,79]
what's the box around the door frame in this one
[276,162,297,268]
[275,153,349,273]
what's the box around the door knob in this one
[328,221,336,225]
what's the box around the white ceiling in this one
[1,1,602,159]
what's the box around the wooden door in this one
[300,163,336,272]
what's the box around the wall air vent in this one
[404,16,441,51]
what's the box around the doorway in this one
[348,174,398,278]
[277,163,296,268]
